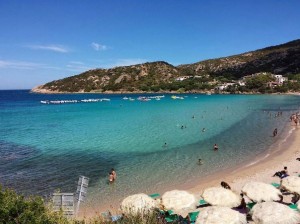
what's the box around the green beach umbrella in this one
[196,206,247,224]
[120,193,158,215]
[251,202,300,224]
[202,187,241,208]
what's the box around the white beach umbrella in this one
[242,181,282,202]
[162,190,197,214]
[120,193,158,215]
[196,206,247,224]
[202,187,241,208]
[251,202,300,224]
[281,176,300,194]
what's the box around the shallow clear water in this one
[0,90,300,207]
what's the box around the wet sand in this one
[78,122,300,219]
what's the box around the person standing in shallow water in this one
[273,128,278,137]
[108,172,114,184]
[214,144,218,151]
[111,168,116,181]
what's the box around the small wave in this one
[244,153,270,168]
[281,127,296,143]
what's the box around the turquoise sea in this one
[0,90,299,208]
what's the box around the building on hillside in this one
[238,80,246,86]
[175,76,192,81]
[215,83,236,91]
[274,75,288,84]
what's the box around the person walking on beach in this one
[214,144,218,151]
[273,128,278,137]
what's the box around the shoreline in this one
[30,86,300,95]
[78,120,300,219]
[187,124,299,195]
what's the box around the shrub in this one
[0,185,68,224]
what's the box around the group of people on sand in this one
[108,168,117,184]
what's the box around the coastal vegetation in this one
[32,39,300,94]
[0,185,68,224]
[0,185,163,224]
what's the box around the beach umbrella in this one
[202,187,241,207]
[162,190,197,214]
[196,206,247,224]
[242,181,282,202]
[120,193,158,215]
[251,202,300,224]
[281,176,300,194]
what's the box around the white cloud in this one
[91,42,108,51]
[0,60,60,70]
[0,60,43,70]
[26,44,69,53]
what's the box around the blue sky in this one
[0,0,300,89]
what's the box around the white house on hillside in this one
[215,83,236,91]
[274,75,288,84]
[175,76,192,81]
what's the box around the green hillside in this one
[32,39,300,93]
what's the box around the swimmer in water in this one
[198,159,203,165]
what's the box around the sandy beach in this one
[78,120,300,219]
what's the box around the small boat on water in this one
[123,97,129,100]
[40,98,110,104]
[137,96,151,101]
[171,95,184,100]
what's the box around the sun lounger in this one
[199,199,207,205]
[288,204,299,211]
[149,193,160,199]
[165,213,179,223]
[246,202,256,210]
[271,183,280,188]
[188,211,200,223]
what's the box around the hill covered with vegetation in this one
[32,39,300,93]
